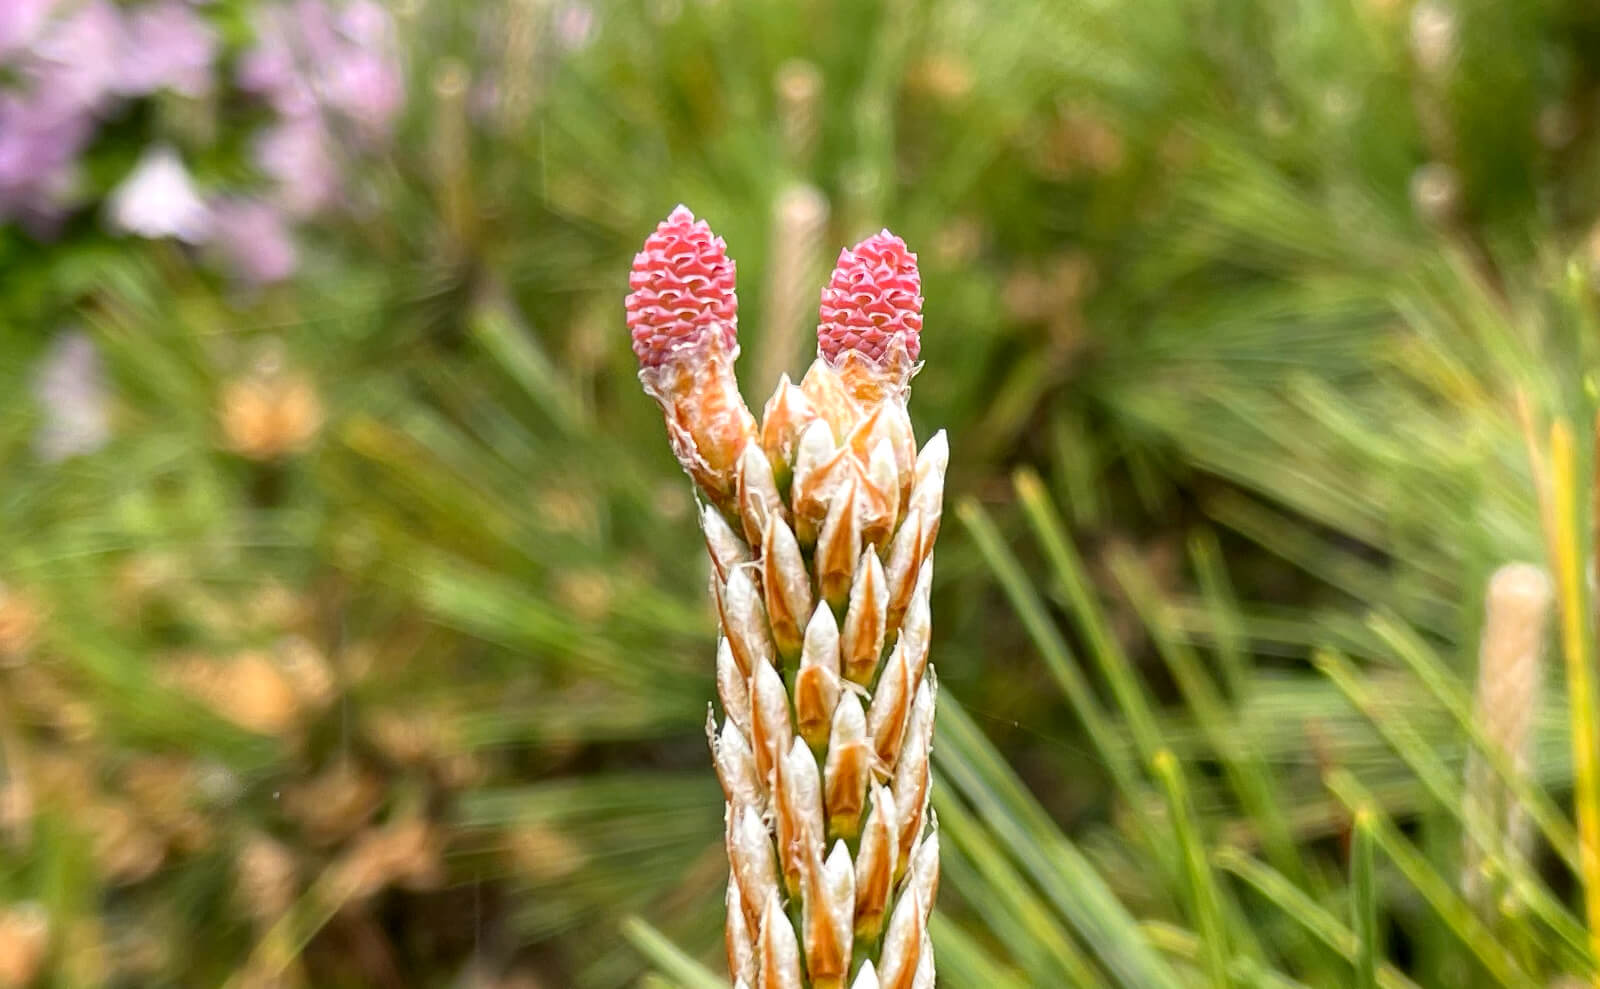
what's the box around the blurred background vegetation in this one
[5,0,1600,985]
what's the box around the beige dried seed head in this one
[775,60,822,164]
[1474,563,1551,760]
[1463,562,1553,908]
[759,186,831,390]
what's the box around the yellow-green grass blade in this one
[1325,770,1539,987]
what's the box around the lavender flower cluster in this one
[0,0,404,285]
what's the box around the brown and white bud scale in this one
[631,212,941,985]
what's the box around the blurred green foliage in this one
[7,0,1600,985]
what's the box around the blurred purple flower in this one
[118,1,218,98]
[32,331,111,463]
[239,0,403,139]
[28,0,123,117]
[209,197,298,284]
[554,3,596,50]
[107,144,211,242]
[254,118,339,216]
[0,2,128,232]
[292,0,341,63]
[238,5,316,116]
[0,0,56,58]
[0,92,91,232]
[324,48,402,139]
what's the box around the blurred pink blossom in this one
[0,0,57,58]
[118,1,218,98]
[209,198,298,285]
[0,92,90,231]
[28,0,123,116]
[554,3,596,50]
[254,118,340,217]
[240,0,403,139]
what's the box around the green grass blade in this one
[1351,809,1379,989]
[1114,549,1307,890]
[1141,921,1311,989]
[928,911,1037,989]
[1315,648,1591,963]
[939,796,1104,987]
[1325,770,1539,988]
[956,496,1142,803]
[1545,420,1600,969]
[1366,611,1580,870]
[1013,469,1166,767]
[1153,749,1230,989]
[621,916,727,989]
[936,697,1186,989]
[1216,848,1422,989]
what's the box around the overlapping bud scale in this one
[632,209,942,988]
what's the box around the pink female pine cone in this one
[627,204,740,368]
[629,206,944,989]
[628,206,756,512]
[817,231,923,367]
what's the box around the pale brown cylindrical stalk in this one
[776,60,823,167]
[757,185,830,391]
[632,216,939,988]
[1462,562,1553,911]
